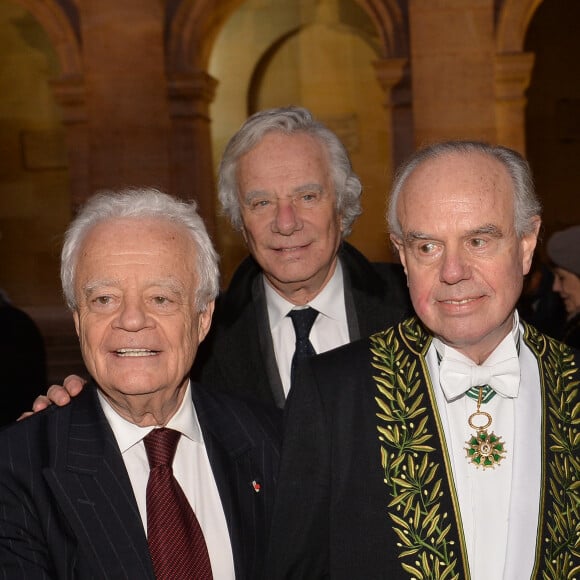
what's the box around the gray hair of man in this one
[61,187,219,312]
[387,140,542,239]
[218,106,363,236]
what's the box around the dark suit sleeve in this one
[0,389,155,580]
[265,360,331,579]
[0,430,57,578]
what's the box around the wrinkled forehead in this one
[81,216,191,250]
[75,217,198,283]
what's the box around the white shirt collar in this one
[97,381,202,454]
[264,259,345,325]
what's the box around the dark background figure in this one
[517,254,567,339]
[546,224,580,349]
[0,289,47,427]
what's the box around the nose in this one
[272,199,301,235]
[113,297,150,331]
[552,276,562,294]
[439,247,471,285]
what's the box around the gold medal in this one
[465,387,506,469]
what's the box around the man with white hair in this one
[0,188,280,579]
[195,106,411,407]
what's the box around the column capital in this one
[50,74,87,124]
[374,58,409,91]
[167,71,218,119]
[495,52,535,103]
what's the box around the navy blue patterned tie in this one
[288,307,319,386]
[144,428,213,580]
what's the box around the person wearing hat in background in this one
[547,224,580,349]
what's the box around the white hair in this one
[61,187,219,312]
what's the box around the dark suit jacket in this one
[266,317,580,578]
[0,381,281,579]
[193,242,411,408]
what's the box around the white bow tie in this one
[439,356,521,401]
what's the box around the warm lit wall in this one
[525,0,580,237]
[0,0,579,382]
[0,2,70,306]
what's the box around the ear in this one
[521,216,541,276]
[197,300,215,343]
[72,310,81,337]
[390,234,408,277]
[336,205,345,234]
[240,224,249,245]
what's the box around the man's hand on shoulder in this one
[18,375,87,420]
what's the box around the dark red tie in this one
[144,428,213,580]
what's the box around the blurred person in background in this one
[0,288,47,427]
[517,253,566,339]
[547,224,580,348]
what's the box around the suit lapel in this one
[522,324,580,576]
[192,384,273,580]
[43,385,154,579]
[370,318,471,578]
[209,255,280,408]
[340,242,411,340]
[251,274,286,408]
[340,242,390,340]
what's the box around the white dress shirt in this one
[428,312,541,580]
[265,260,350,396]
[98,382,235,579]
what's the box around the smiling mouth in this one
[274,242,310,252]
[441,298,477,305]
[115,349,159,357]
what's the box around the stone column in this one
[494,52,535,154]
[50,74,89,210]
[167,71,218,237]
[77,0,171,193]
[374,57,414,171]
[409,0,496,144]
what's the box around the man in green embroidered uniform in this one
[266,141,579,579]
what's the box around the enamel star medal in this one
[465,386,506,469]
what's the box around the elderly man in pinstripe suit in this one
[0,188,280,579]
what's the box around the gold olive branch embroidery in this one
[372,324,460,579]
[540,336,579,580]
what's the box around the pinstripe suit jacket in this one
[0,381,281,579]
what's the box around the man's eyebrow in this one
[83,279,120,296]
[402,224,503,244]
[465,224,503,238]
[243,189,270,203]
[403,231,431,243]
[243,183,324,203]
[82,278,186,296]
[293,183,323,194]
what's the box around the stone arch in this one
[167,0,243,74]
[8,0,81,77]
[496,0,543,53]
[167,0,407,75]
[7,0,88,206]
[356,0,407,58]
